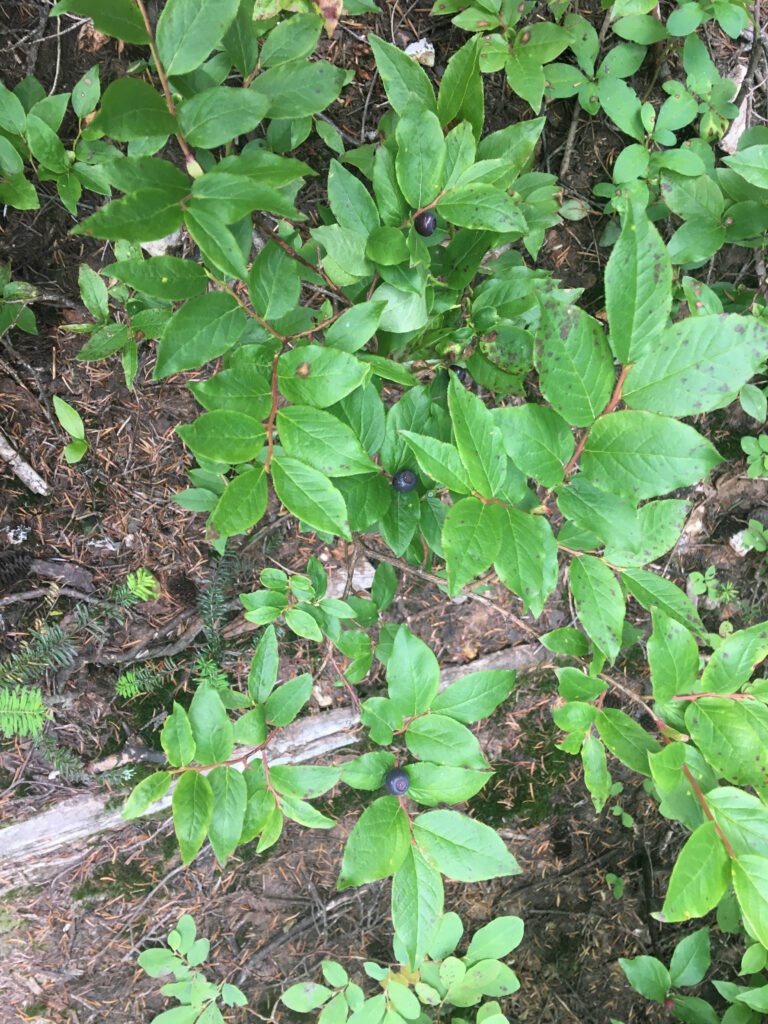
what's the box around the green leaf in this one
[494,404,574,487]
[184,207,248,280]
[285,607,323,641]
[437,183,526,233]
[48,0,150,44]
[178,86,268,147]
[0,174,39,211]
[413,809,521,881]
[328,158,379,234]
[661,170,723,221]
[251,60,349,118]
[78,263,109,320]
[233,706,266,745]
[707,788,768,859]
[621,567,706,638]
[397,432,468,491]
[392,846,444,968]
[395,96,446,209]
[669,927,711,987]
[188,684,233,764]
[494,509,558,618]
[448,375,506,497]
[723,146,768,190]
[387,625,440,717]
[209,466,268,539]
[581,411,721,502]
[276,406,375,476]
[732,856,768,948]
[248,242,301,320]
[431,670,514,724]
[177,411,265,464]
[465,916,524,964]
[338,795,411,889]
[25,114,68,172]
[157,0,239,75]
[685,698,768,793]
[122,771,172,819]
[655,821,731,923]
[438,35,484,141]
[283,983,335,1012]
[192,171,298,223]
[647,608,700,703]
[76,323,130,362]
[368,35,437,114]
[52,395,85,440]
[74,189,183,244]
[172,771,213,864]
[154,292,246,378]
[277,346,368,408]
[406,714,488,769]
[597,707,660,774]
[582,734,612,812]
[247,625,278,703]
[137,946,178,977]
[557,476,639,554]
[703,621,768,694]
[325,301,388,353]
[605,199,672,363]
[261,13,323,66]
[618,956,671,1002]
[535,297,614,427]
[72,65,100,119]
[108,256,207,300]
[264,673,313,726]
[406,764,493,805]
[271,455,352,540]
[597,74,644,141]
[443,497,505,596]
[90,80,175,141]
[162,703,196,767]
[208,766,247,864]
[624,315,768,416]
[270,764,341,799]
[369,283,428,333]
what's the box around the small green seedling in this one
[689,565,738,604]
[606,872,625,899]
[742,519,768,553]
[52,395,88,464]
[742,435,768,478]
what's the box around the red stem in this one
[562,362,634,479]
[681,763,736,859]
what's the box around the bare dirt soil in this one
[1,3,767,1023]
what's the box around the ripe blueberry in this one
[449,364,470,384]
[392,468,418,493]
[413,211,436,237]
[385,768,410,795]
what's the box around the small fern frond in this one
[0,686,49,738]
[116,660,174,699]
[33,731,87,781]
[0,624,77,686]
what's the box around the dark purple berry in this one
[385,768,410,795]
[413,211,436,237]
[449,364,470,384]
[392,468,418,493]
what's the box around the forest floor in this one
[1,2,767,1023]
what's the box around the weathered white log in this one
[0,644,547,890]
[0,427,50,495]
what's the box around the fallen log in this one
[0,644,547,891]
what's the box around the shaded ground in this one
[1,2,768,1024]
